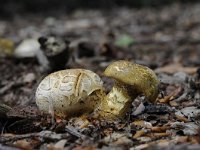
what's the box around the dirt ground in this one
[1,2,200,150]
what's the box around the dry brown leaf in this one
[174,136,189,143]
[113,135,133,146]
[73,115,90,129]
[174,136,199,144]
[133,130,147,138]
[73,146,96,150]
[151,126,170,132]
[169,101,179,107]
[159,92,175,103]
[159,87,182,103]
[146,132,170,138]
[153,139,171,147]
[132,120,152,128]
[155,63,197,74]
[14,139,32,150]
[175,114,190,122]
[189,136,199,144]
[133,139,171,149]
[195,128,200,144]
[130,144,149,150]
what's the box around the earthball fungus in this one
[35,69,104,118]
[35,60,159,119]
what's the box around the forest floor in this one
[1,2,200,150]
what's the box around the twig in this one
[65,125,92,140]
[0,82,14,95]
[0,80,24,95]
[0,130,69,143]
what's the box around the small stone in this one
[14,39,40,58]
[23,73,36,83]
[173,72,188,82]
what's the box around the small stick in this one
[0,131,69,143]
[0,82,14,95]
[65,125,92,140]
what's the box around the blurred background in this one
[0,0,200,106]
[0,0,199,15]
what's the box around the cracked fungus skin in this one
[35,69,104,118]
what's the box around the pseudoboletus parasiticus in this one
[35,60,159,120]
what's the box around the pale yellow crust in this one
[35,69,104,118]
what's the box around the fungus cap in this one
[104,60,159,102]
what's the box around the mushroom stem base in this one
[96,84,137,119]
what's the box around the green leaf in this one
[114,35,134,47]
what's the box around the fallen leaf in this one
[146,132,170,138]
[155,63,197,74]
[175,114,190,122]
[54,140,67,149]
[103,132,132,146]
[169,101,179,107]
[132,120,152,128]
[73,146,96,150]
[133,130,147,138]
[171,122,199,135]
[175,106,200,121]
[159,86,182,103]
[114,35,134,47]
[151,126,170,132]
[14,139,32,150]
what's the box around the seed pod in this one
[35,69,104,118]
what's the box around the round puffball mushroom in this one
[35,69,104,118]
[97,60,160,119]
